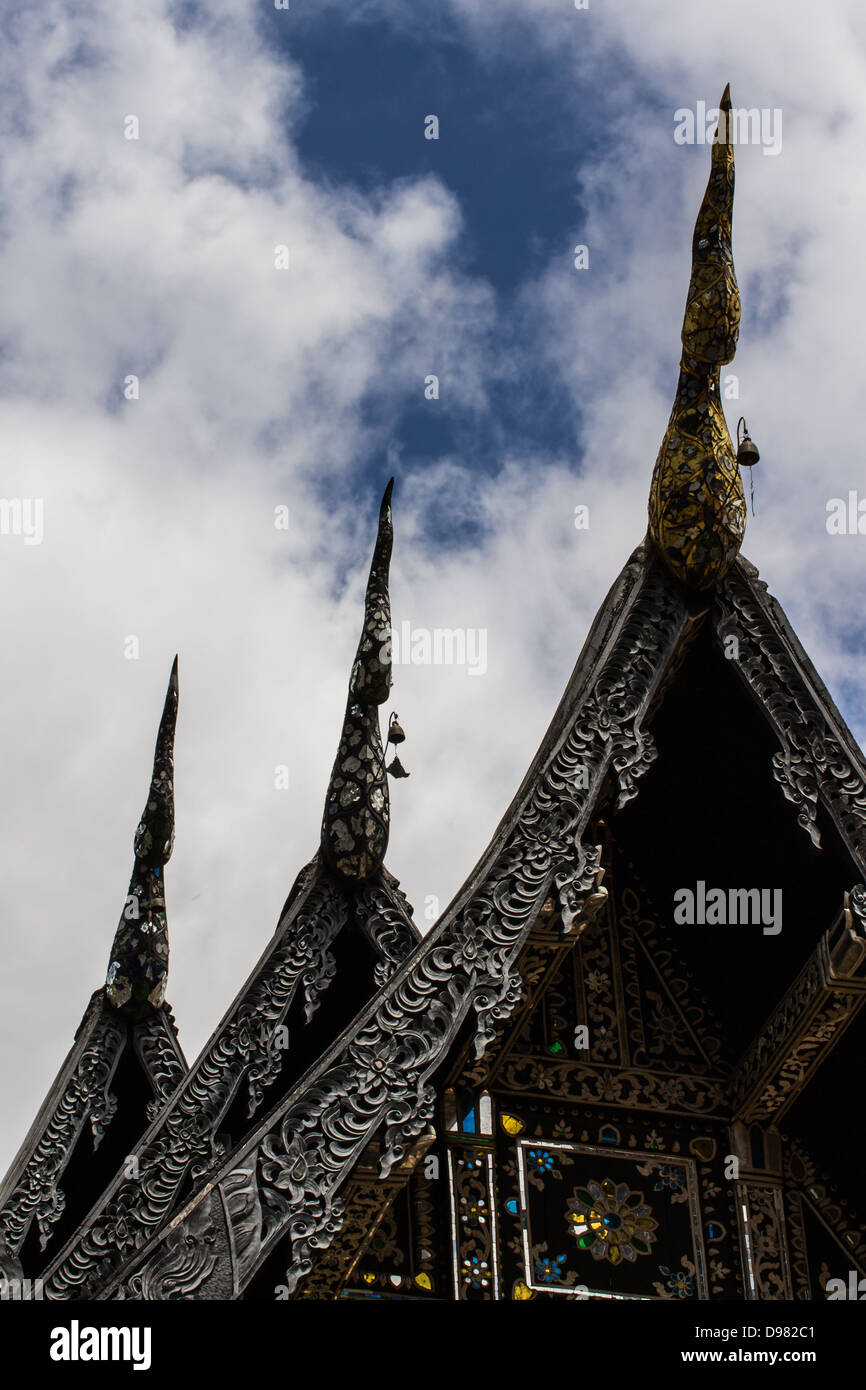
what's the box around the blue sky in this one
[1,0,865,1170]
[268,5,694,513]
[279,10,594,506]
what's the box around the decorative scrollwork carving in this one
[497,1056,727,1115]
[730,955,823,1118]
[0,996,124,1256]
[120,1195,219,1301]
[222,1146,290,1293]
[356,873,419,989]
[783,1137,866,1274]
[715,568,866,868]
[40,873,347,1298]
[743,1000,852,1123]
[738,1183,791,1299]
[134,1007,187,1123]
[82,552,692,1299]
[239,877,348,1114]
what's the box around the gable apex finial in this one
[320,480,395,882]
[648,83,746,590]
[105,657,178,1018]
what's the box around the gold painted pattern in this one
[648,85,746,589]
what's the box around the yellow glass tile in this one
[500,1113,525,1136]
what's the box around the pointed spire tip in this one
[106,661,177,1016]
[647,81,744,590]
[320,477,395,880]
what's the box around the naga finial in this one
[320,481,394,882]
[105,657,178,1018]
[648,84,746,589]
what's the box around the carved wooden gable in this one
[329,851,737,1301]
[330,844,866,1302]
[23,546,866,1302]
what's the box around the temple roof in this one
[21,482,418,1297]
[0,663,187,1278]
[30,533,866,1299]
[13,90,866,1303]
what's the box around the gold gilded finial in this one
[648,84,746,589]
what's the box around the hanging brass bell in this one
[736,417,760,468]
[387,712,406,745]
[387,755,410,778]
